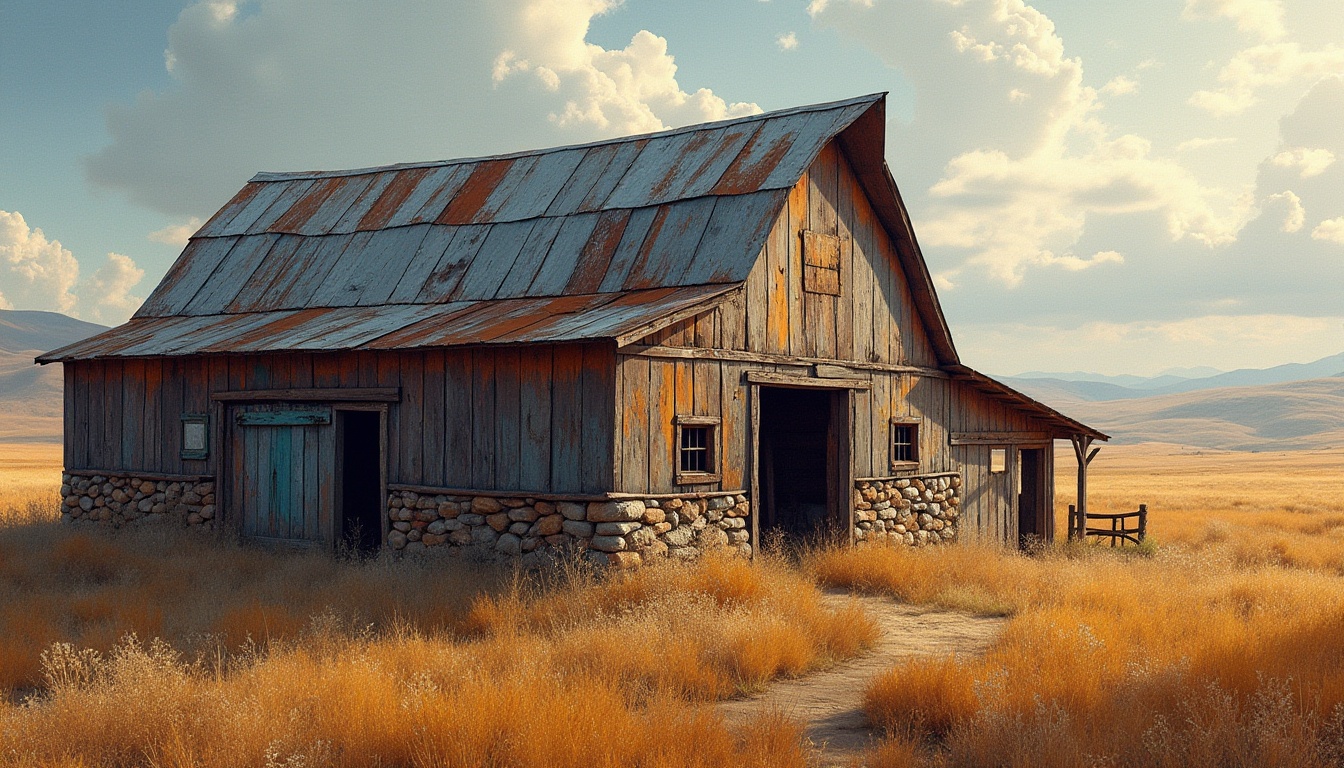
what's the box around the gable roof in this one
[43,93,963,365]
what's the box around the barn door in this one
[229,403,335,547]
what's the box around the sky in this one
[1,0,1341,376]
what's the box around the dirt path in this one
[718,592,1006,764]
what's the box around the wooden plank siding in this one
[61,342,615,497]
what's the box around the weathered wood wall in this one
[638,142,938,367]
[63,342,614,494]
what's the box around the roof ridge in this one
[250,93,887,183]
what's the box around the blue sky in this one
[2,0,1341,375]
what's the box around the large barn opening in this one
[340,410,383,554]
[1017,447,1046,548]
[758,387,838,543]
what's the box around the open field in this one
[3,442,1344,765]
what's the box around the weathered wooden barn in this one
[41,93,1105,563]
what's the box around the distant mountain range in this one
[1000,351,1344,451]
[0,311,108,443]
[1000,351,1344,405]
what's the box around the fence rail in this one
[1069,504,1147,546]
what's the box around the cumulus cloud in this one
[776,32,799,51]
[81,254,147,324]
[148,217,203,247]
[1311,216,1344,243]
[812,0,1243,286]
[0,210,146,323]
[1182,0,1285,41]
[1190,42,1344,115]
[0,210,79,314]
[1176,136,1237,152]
[1100,75,1137,95]
[1264,191,1305,232]
[86,0,756,218]
[1269,147,1336,177]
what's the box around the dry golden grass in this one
[814,442,1344,768]
[0,442,61,527]
[0,465,873,766]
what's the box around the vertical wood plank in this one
[103,361,122,470]
[471,348,497,489]
[765,204,790,355]
[835,151,855,360]
[519,346,553,491]
[582,343,614,494]
[619,355,650,493]
[494,347,522,491]
[719,362,745,490]
[806,145,838,359]
[852,386,872,478]
[648,359,676,492]
[375,352,401,484]
[304,424,320,542]
[399,352,424,485]
[421,350,446,487]
[443,349,473,487]
[65,364,82,468]
[786,176,807,355]
[550,345,583,493]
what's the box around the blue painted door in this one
[230,404,335,545]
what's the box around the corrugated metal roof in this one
[41,286,736,362]
[41,93,894,361]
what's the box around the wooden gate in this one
[229,404,336,546]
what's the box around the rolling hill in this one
[1056,377,1344,451]
[0,311,107,443]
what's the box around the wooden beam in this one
[618,344,950,378]
[212,387,401,403]
[743,371,871,390]
[950,431,1054,446]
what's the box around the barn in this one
[40,93,1106,564]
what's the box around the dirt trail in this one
[718,592,1006,765]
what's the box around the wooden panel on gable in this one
[802,229,842,297]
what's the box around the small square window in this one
[990,447,1007,473]
[674,415,720,485]
[680,427,709,472]
[181,413,209,460]
[890,420,919,468]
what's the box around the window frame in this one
[181,412,210,460]
[889,417,920,471]
[674,414,721,485]
[989,447,1007,474]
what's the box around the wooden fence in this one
[1069,503,1147,547]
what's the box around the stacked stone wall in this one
[61,472,216,529]
[853,473,960,546]
[386,490,751,567]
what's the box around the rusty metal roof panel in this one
[526,211,601,295]
[383,164,470,228]
[206,181,292,237]
[330,171,398,233]
[450,219,536,300]
[487,147,586,222]
[596,206,658,293]
[135,236,240,318]
[575,139,646,213]
[243,180,317,235]
[494,217,565,299]
[412,224,491,303]
[679,190,788,285]
[352,224,436,306]
[621,197,718,290]
[182,234,280,316]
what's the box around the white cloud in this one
[0,210,146,323]
[1176,136,1237,152]
[1190,42,1344,115]
[87,0,756,217]
[776,32,799,51]
[812,0,1246,287]
[1182,0,1285,41]
[1311,216,1344,244]
[1100,75,1137,95]
[81,254,146,324]
[0,210,79,314]
[1265,190,1305,232]
[1269,146,1335,177]
[147,217,203,247]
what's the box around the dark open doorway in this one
[759,387,839,542]
[340,410,383,554]
[1017,447,1046,548]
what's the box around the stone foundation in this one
[853,473,961,546]
[386,490,751,567]
[61,472,217,529]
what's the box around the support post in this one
[1138,503,1148,542]
[1070,435,1099,541]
